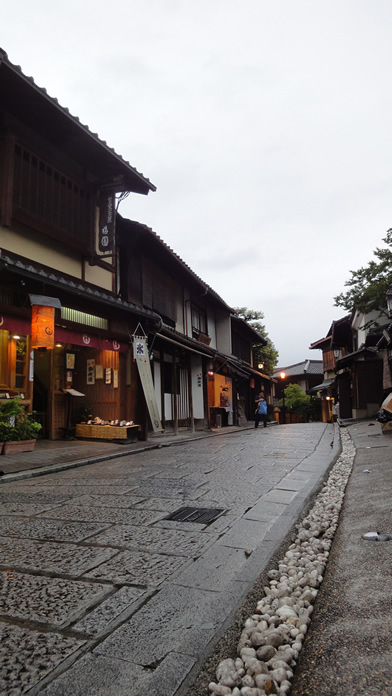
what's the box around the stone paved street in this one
[0,423,338,695]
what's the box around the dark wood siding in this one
[12,142,92,248]
[142,257,177,323]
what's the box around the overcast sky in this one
[2,1,392,366]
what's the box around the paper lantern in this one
[31,305,55,349]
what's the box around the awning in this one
[335,347,380,369]
[243,364,274,382]
[213,355,249,379]
[0,254,162,329]
[155,332,213,359]
[308,378,335,394]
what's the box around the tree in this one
[233,307,279,376]
[334,229,392,321]
[282,383,310,414]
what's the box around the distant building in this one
[272,360,323,401]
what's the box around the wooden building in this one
[117,217,271,432]
[0,48,161,438]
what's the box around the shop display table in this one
[75,423,140,442]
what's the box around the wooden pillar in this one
[160,348,165,430]
[188,355,194,432]
[172,350,178,435]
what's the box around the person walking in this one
[255,391,268,428]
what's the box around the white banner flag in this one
[132,336,163,433]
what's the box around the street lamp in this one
[280,371,286,424]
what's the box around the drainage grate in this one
[166,506,225,525]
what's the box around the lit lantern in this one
[31,305,55,349]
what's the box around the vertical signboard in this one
[132,336,163,433]
[99,190,115,253]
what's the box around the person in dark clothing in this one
[255,391,267,428]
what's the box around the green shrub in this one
[0,398,42,441]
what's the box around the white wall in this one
[215,308,231,354]
[1,225,113,291]
[207,306,217,349]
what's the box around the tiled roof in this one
[273,360,323,379]
[118,216,234,311]
[0,48,156,193]
[0,254,162,327]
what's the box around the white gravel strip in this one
[208,428,354,696]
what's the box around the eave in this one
[0,48,156,195]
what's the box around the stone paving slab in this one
[44,477,137,486]
[199,486,262,507]
[171,544,249,592]
[0,570,110,627]
[70,493,146,508]
[142,651,197,696]
[243,499,287,520]
[94,583,222,666]
[0,516,111,543]
[275,476,311,490]
[134,496,193,512]
[85,523,215,556]
[17,484,138,496]
[131,481,207,500]
[39,653,148,696]
[0,623,85,695]
[216,517,272,550]
[84,548,188,586]
[0,536,119,576]
[72,586,152,637]
[261,488,298,504]
[0,491,73,504]
[40,650,197,696]
[0,502,68,516]
[39,505,165,525]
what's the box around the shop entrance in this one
[33,349,51,437]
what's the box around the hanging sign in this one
[31,306,55,349]
[87,359,95,385]
[132,335,163,433]
[98,190,115,253]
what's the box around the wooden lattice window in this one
[13,143,91,244]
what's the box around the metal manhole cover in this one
[166,506,225,525]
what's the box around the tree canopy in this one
[233,307,279,376]
[282,383,310,412]
[334,229,392,320]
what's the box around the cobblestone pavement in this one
[0,423,338,695]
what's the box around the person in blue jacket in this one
[255,391,268,428]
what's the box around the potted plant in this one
[0,398,42,455]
